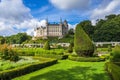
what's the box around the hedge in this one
[35,54,68,60]
[68,56,105,62]
[114,62,120,66]
[105,62,120,80]
[17,49,64,56]
[0,59,57,80]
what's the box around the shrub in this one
[110,45,120,62]
[68,42,73,53]
[108,45,112,52]
[74,24,94,57]
[0,59,57,80]
[105,62,120,80]
[0,44,19,62]
[44,41,50,50]
[68,55,105,62]
[35,54,68,60]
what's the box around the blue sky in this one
[0,0,120,36]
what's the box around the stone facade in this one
[34,19,68,39]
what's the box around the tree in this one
[0,36,5,44]
[5,33,32,44]
[44,41,50,50]
[68,28,74,35]
[74,24,94,57]
[93,14,120,42]
[79,20,94,39]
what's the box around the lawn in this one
[13,60,111,80]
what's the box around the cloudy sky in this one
[0,0,120,36]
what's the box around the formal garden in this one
[0,17,120,80]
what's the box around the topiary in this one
[74,24,94,57]
[110,45,120,62]
[68,42,73,53]
[108,45,112,52]
[43,41,50,50]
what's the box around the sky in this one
[0,0,120,36]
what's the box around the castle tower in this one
[45,18,49,26]
[64,19,68,28]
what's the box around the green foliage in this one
[80,20,94,39]
[93,14,120,42]
[105,62,120,80]
[5,33,32,44]
[68,28,74,35]
[44,41,50,50]
[16,48,64,56]
[68,56,105,62]
[108,45,112,52]
[0,44,19,62]
[74,24,94,57]
[68,42,74,53]
[0,59,57,80]
[35,54,68,60]
[0,36,5,44]
[0,57,39,71]
[110,45,120,62]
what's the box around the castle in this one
[34,19,68,39]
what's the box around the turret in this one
[64,20,68,28]
[59,18,63,26]
[45,18,49,26]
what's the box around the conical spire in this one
[60,17,62,24]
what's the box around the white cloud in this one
[15,19,47,36]
[0,0,34,36]
[68,24,77,29]
[49,0,90,10]
[91,0,120,23]
[0,0,32,24]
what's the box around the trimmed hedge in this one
[68,56,105,62]
[105,62,120,80]
[16,48,64,56]
[35,54,68,60]
[74,24,94,57]
[0,59,57,80]
[114,62,120,66]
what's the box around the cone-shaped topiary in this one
[44,41,50,50]
[74,24,94,57]
[68,42,73,53]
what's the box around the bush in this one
[105,62,120,80]
[74,24,94,57]
[110,45,120,62]
[0,59,57,80]
[68,42,73,53]
[108,45,112,52]
[43,41,50,50]
[0,44,19,62]
[35,54,68,60]
[68,55,105,62]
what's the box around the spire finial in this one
[60,17,62,23]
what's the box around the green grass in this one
[13,60,111,80]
